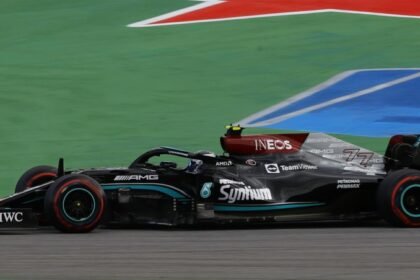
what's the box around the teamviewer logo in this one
[265,163,280,173]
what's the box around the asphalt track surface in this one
[1,222,420,280]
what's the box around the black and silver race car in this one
[2,126,420,233]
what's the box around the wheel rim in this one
[62,188,96,222]
[400,184,420,218]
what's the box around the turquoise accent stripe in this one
[102,184,188,199]
[214,202,325,212]
[400,184,420,218]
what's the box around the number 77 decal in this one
[343,149,374,167]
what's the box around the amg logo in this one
[114,175,159,181]
[0,212,23,223]
[219,185,272,203]
[254,139,292,151]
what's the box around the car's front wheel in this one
[377,168,420,227]
[44,174,106,233]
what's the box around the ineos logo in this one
[0,212,24,223]
[255,139,293,151]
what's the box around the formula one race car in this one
[2,126,420,233]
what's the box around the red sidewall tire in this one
[377,169,420,227]
[15,165,57,193]
[45,174,106,233]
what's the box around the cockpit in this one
[129,147,218,174]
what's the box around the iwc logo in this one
[0,212,24,223]
[200,182,213,199]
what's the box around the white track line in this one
[238,68,420,126]
[238,70,356,126]
[127,0,224,27]
[239,69,420,127]
[127,2,420,28]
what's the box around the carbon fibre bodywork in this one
[2,128,401,229]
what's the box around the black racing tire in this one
[15,165,57,193]
[377,168,420,227]
[44,174,106,233]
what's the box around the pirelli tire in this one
[377,168,420,227]
[44,174,106,233]
[15,165,57,193]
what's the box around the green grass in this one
[0,0,419,195]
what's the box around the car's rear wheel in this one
[15,165,57,193]
[44,174,106,233]
[377,168,420,227]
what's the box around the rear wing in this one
[384,135,420,170]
